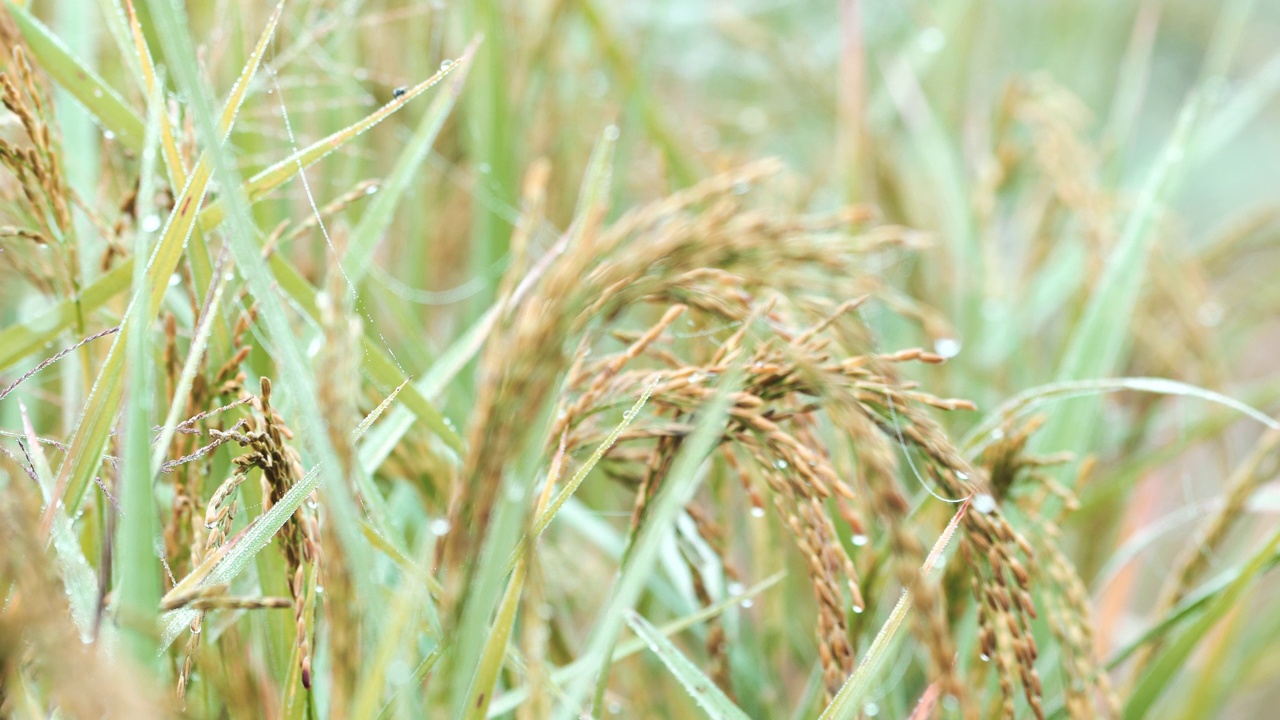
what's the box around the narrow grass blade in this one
[1106,548,1280,672]
[964,376,1280,454]
[119,0,188,186]
[1037,95,1203,480]
[462,545,528,720]
[624,611,752,720]
[150,250,230,474]
[344,38,478,286]
[18,402,95,641]
[116,66,166,667]
[8,1,144,150]
[555,367,742,718]
[1123,525,1280,719]
[819,501,968,720]
[353,379,409,443]
[197,51,468,230]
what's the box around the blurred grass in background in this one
[1,0,1280,718]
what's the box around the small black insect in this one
[392,86,408,99]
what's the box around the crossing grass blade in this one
[625,611,752,720]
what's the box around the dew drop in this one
[93,88,103,98]
[973,493,997,514]
[737,106,766,134]
[440,59,453,71]
[933,337,962,358]
[991,428,1005,440]
[980,653,991,662]
[477,162,491,174]
[774,459,788,470]
[103,130,116,141]
[429,518,451,536]
[864,702,880,717]
[603,124,621,142]
[955,471,969,481]
[918,27,946,54]
[607,702,623,715]
[851,534,868,547]
[364,185,379,195]
[140,214,162,233]
[1197,301,1224,327]
[168,272,182,287]
[750,506,766,519]
[740,598,754,609]
[392,86,408,99]
[727,582,745,596]
[852,604,864,614]
[732,179,751,195]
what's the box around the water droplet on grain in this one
[440,59,453,71]
[864,702,880,717]
[750,506,767,519]
[429,518,451,536]
[603,124,620,141]
[852,604,864,614]
[141,215,162,233]
[991,428,1005,440]
[980,652,991,662]
[851,534,868,547]
[933,337,962,358]
[955,471,969,481]
[364,185,379,195]
[973,493,997,514]
[168,272,181,287]
[93,88,103,98]
[774,459,788,470]
[103,130,116,141]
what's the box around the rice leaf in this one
[624,611,752,720]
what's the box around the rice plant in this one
[2,1,1279,718]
